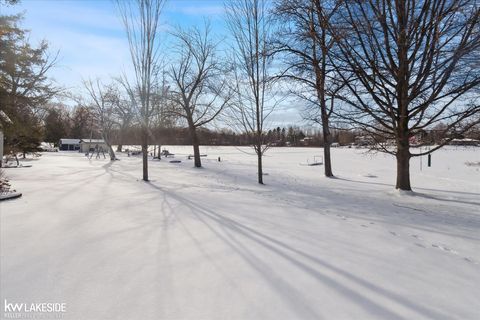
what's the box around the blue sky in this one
[1,0,226,89]
[1,0,304,126]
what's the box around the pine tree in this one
[0,14,58,157]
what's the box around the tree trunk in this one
[395,1,411,191]
[141,128,149,181]
[312,21,333,178]
[102,133,116,161]
[106,144,116,161]
[395,137,411,190]
[257,144,263,184]
[322,117,333,177]
[190,125,201,168]
[116,144,123,152]
[323,140,333,177]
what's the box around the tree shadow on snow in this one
[144,181,451,320]
[337,177,480,206]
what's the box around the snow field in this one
[1,146,479,319]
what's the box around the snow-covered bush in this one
[0,169,11,193]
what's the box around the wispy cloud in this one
[169,5,225,16]
[1,0,300,125]
[3,1,131,90]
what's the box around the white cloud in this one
[166,2,225,16]
[2,0,302,124]
[2,1,134,91]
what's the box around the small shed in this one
[59,139,81,151]
[80,139,108,153]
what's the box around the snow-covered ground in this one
[1,146,479,320]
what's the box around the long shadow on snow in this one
[104,160,480,241]
[145,182,450,320]
[212,165,480,237]
[102,161,480,241]
[266,170,480,233]
[338,177,480,206]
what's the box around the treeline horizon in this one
[46,105,479,148]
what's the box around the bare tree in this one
[150,70,176,158]
[116,0,166,181]
[273,0,344,178]
[168,23,231,168]
[111,92,134,153]
[226,0,279,184]
[331,0,480,190]
[83,79,118,161]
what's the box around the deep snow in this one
[1,146,479,320]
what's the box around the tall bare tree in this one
[150,70,176,158]
[169,23,231,168]
[117,0,166,181]
[83,79,118,161]
[226,0,278,184]
[273,0,344,178]
[109,89,134,153]
[331,0,480,190]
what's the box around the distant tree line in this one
[42,104,479,147]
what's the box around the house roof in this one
[80,139,105,144]
[59,139,81,144]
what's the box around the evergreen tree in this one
[70,105,95,139]
[0,14,58,156]
[44,108,68,144]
